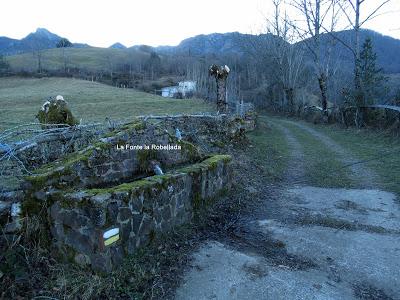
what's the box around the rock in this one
[92,193,111,204]
[107,202,119,223]
[74,253,91,266]
[91,253,112,273]
[245,186,258,194]
[117,207,132,223]
[0,191,24,202]
[10,202,21,217]
[5,220,22,233]
[110,246,124,266]
[88,207,106,227]
[161,205,172,221]
[60,210,89,229]
[0,201,10,217]
[69,191,89,201]
[131,214,143,234]
[65,230,93,254]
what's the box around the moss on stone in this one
[137,149,158,171]
[86,172,181,198]
[177,155,231,173]
[92,141,113,151]
[234,116,246,125]
[121,120,147,132]
[212,140,226,148]
[203,154,231,169]
[25,173,48,191]
[21,197,43,216]
[36,102,78,128]
[25,164,75,193]
[24,141,113,191]
[25,154,231,217]
[178,140,201,162]
[87,179,154,196]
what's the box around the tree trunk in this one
[286,88,295,115]
[216,77,228,113]
[355,107,364,128]
[318,72,328,111]
[354,0,364,109]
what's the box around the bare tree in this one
[266,0,305,113]
[209,64,230,113]
[289,0,341,118]
[57,38,73,73]
[29,50,42,73]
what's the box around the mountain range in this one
[0,28,89,55]
[1,28,400,73]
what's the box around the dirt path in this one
[284,120,380,189]
[272,123,305,184]
[174,117,400,300]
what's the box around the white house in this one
[161,81,196,98]
[161,86,179,98]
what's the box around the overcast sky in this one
[1,0,399,47]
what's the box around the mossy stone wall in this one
[47,155,231,272]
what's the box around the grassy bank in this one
[247,116,289,181]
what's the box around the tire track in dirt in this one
[284,120,381,189]
[271,122,306,185]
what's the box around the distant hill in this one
[156,32,274,56]
[2,28,400,73]
[0,28,89,55]
[298,29,400,74]
[336,29,400,74]
[156,30,400,73]
[109,42,127,49]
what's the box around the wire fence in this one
[0,122,107,193]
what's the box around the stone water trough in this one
[20,117,237,272]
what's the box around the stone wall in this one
[0,113,256,272]
[4,114,249,172]
[40,155,231,272]
[21,115,250,192]
[23,121,203,190]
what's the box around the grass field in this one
[0,77,213,130]
[6,47,149,72]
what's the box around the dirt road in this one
[174,117,400,300]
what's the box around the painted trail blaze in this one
[103,228,120,246]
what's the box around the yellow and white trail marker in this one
[103,228,119,246]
